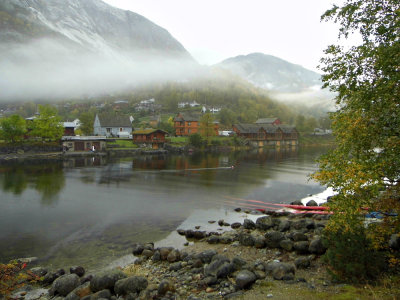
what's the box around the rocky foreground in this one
[3,211,337,300]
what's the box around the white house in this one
[93,114,133,137]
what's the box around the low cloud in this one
[0,38,200,102]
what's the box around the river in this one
[0,147,329,271]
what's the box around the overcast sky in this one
[102,0,343,72]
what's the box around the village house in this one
[232,121,298,147]
[132,129,168,149]
[62,136,107,152]
[93,114,133,137]
[255,117,282,126]
[173,112,219,136]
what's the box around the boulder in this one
[90,269,127,292]
[279,239,294,251]
[254,235,266,248]
[235,270,257,289]
[272,263,295,281]
[264,231,285,248]
[142,249,154,258]
[169,262,182,272]
[193,231,207,239]
[290,200,303,205]
[306,200,318,207]
[243,219,256,230]
[30,267,48,277]
[132,243,145,256]
[232,257,247,271]
[291,232,308,242]
[255,216,274,231]
[42,269,65,285]
[204,256,230,277]
[196,250,217,264]
[294,241,310,254]
[278,219,291,232]
[70,266,85,277]
[157,279,175,296]
[238,233,255,246]
[159,247,173,260]
[167,249,181,263]
[231,222,241,229]
[90,289,112,300]
[294,256,311,269]
[207,235,220,244]
[50,274,80,297]
[309,236,327,255]
[265,261,295,280]
[185,230,195,238]
[152,250,161,262]
[114,276,148,295]
[216,263,235,279]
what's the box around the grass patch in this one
[106,139,137,149]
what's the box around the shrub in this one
[323,224,386,283]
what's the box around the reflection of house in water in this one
[62,136,107,152]
[133,156,167,170]
[63,156,106,168]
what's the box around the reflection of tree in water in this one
[0,162,65,205]
[2,168,28,195]
[34,166,65,205]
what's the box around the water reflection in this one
[0,162,65,205]
[0,147,330,269]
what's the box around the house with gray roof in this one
[233,120,298,147]
[93,114,133,137]
[255,117,281,125]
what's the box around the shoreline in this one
[4,205,399,299]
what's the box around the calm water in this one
[0,147,328,271]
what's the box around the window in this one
[188,129,191,134]
[106,128,111,133]
[188,122,191,126]
[120,128,123,132]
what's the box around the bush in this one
[323,225,386,283]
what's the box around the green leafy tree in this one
[199,113,216,144]
[79,111,95,135]
[188,133,203,148]
[0,115,27,143]
[313,0,400,280]
[30,105,63,141]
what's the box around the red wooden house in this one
[132,129,168,149]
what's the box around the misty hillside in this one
[0,0,192,58]
[0,0,198,101]
[216,53,321,93]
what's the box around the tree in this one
[79,111,95,135]
[199,113,216,144]
[30,105,64,141]
[0,115,27,143]
[313,0,400,280]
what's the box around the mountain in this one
[0,0,197,101]
[0,0,192,59]
[216,53,321,93]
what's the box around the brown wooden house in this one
[233,122,298,147]
[174,113,200,136]
[132,129,168,149]
[174,113,219,136]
